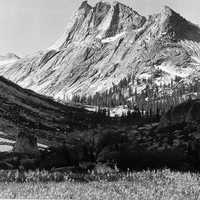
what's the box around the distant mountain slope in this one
[0,53,20,65]
[0,76,96,145]
[1,1,200,101]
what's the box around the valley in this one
[0,2,200,198]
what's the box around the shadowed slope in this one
[0,76,95,145]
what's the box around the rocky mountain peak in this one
[160,5,200,42]
[1,1,200,101]
[79,1,92,9]
[58,1,145,49]
[161,5,175,17]
[92,1,146,33]
[78,1,93,15]
[92,1,112,28]
[104,1,146,37]
[0,53,20,65]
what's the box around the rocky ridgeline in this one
[0,1,200,101]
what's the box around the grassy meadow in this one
[0,169,200,199]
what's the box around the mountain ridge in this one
[0,1,200,102]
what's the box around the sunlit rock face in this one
[1,1,200,101]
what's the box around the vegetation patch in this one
[0,169,200,199]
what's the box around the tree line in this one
[69,74,200,123]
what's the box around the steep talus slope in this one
[0,76,95,145]
[0,1,200,101]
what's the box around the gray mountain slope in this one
[1,1,200,101]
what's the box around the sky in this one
[0,0,200,56]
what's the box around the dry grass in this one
[0,169,200,199]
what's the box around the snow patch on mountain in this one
[155,63,194,78]
[83,104,135,117]
[0,59,18,65]
[101,32,126,43]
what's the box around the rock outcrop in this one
[13,130,39,155]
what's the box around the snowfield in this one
[155,63,194,78]
[101,32,126,43]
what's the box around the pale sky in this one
[0,0,200,56]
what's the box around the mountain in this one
[0,76,97,146]
[0,1,200,102]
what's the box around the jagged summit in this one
[78,0,93,17]
[79,1,92,10]
[57,1,145,49]
[159,5,200,42]
[161,5,176,16]
[0,53,20,65]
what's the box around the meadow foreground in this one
[0,169,200,199]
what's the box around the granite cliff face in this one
[1,1,200,101]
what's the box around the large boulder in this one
[158,99,200,130]
[13,130,39,155]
